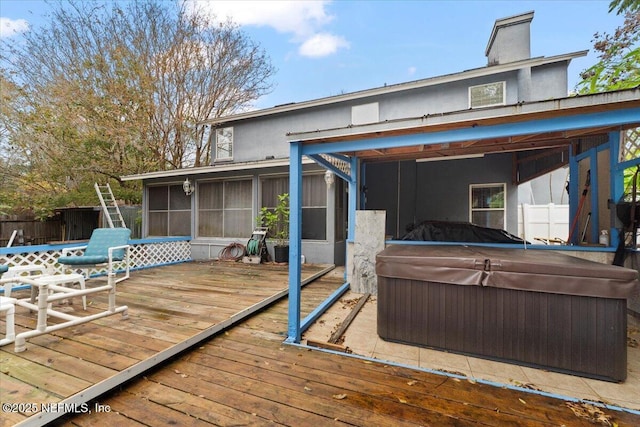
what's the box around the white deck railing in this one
[0,236,191,279]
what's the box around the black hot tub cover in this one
[401,220,527,244]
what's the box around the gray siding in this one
[220,68,571,164]
[364,153,517,238]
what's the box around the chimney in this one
[485,11,534,65]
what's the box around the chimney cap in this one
[485,11,535,58]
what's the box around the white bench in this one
[0,296,17,346]
[32,273,87,310]
[2,264,51,299]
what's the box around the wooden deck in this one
[0,261,333,426]
[2,262,640,426]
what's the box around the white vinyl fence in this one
[0,236,191,279]
[518,203,569,244]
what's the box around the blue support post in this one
[568,145,579,244]
[348,156,358,241]
[610,131,623,249]
[287,141,303,343]
[589,152,599,243]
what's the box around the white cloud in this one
[184,0,348,58]
[0,17,29,39]
[299,33,349,58]
[407,66,417,76]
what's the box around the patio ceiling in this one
[287,89,640,163]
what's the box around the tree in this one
[0,0,275,215]
[609,0,640,14]
[576,10,640,94]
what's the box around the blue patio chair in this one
[58,228,131,284]
[0,265,7,275]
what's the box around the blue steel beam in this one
[348,156,358,241]
[300,109,640,157]
[589,152,599,243]
[610,132,623,249]
[307,154,351,183]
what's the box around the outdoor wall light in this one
[183,178,194,196]
[324,170,335,187]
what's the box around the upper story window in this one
[469,81,505,108]
[215,127,233,161]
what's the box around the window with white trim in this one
[470,183,506,229]
[147,185,191,236]
[198,179,252,238]
[215,127,233,160]
[469,81,505,108]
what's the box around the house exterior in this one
[123,11,593,264]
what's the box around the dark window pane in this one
[199,182,223,209]
[148,212,168,236]
[198,211,223,237]
[302,208,326,240]
[170,185,191,210]
[472,211,504,229]
[169,211,191,236]
[148,186,168,210]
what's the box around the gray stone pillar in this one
[349,210,386,294]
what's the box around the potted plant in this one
[257,193,290,263]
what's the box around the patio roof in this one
[285,87,640,346]
[286,88,640,163]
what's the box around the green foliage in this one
[257,193,290,246]
[609,0,640,14]
[576,11,640,93]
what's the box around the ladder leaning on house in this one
[95,183,126,228]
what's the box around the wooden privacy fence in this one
[0,215,62,247]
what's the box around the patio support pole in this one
[568,145,579,244]
[609,131,623,249]
[348,156,358,241]
[589,150,599,243]
[287,140,303,343]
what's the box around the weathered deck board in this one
[57,271,640,427]
[0,261,333,426]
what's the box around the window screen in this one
[469,82,505,108]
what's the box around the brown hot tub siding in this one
[376,246,638,383]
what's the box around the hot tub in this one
[376,245,639,382]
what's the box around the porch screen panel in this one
[335,177,347,240]
[261,175,327,240]
[261,177,288,208]
[148,212,168,236]
[223,180,252,237]
[147,185,192,236]
[302,174,326,240]
[198,179,251,238]
[198,182,223,237]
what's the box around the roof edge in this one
[285,87,640,142]
[199,50,587,127]
[121,157,315,181]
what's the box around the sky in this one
[0,0,628,110]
